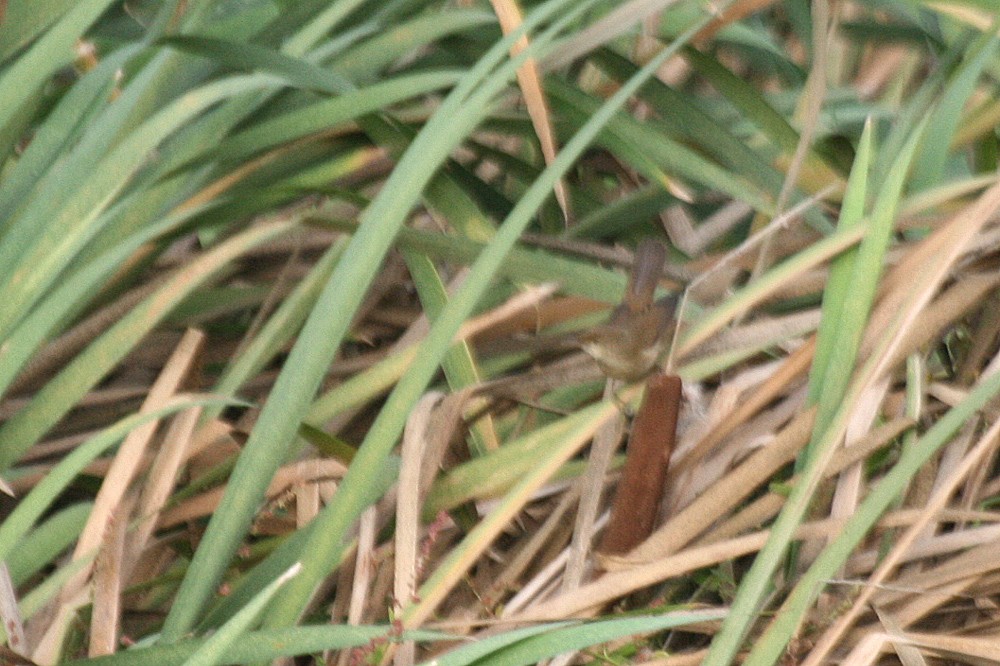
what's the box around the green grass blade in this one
[679,227,864,354]
[547,82,777,217]
[0,396,241,564]
[425,414,589,515]
[158,0,582,639]
[0,0,118,132]
[18,555,94,622]
[207,70,464,167]
[5,503,92,586]
[264,2,717,632]
[209,236,348,413]
[807,118,927,456]
[160,36,354,94]
[590,48,789,193]
[179,563,301,666]
[910,27,999,190]
[61,626,449,666]
[0,48,133,224]
[0,0,78,63]
[745,367,1000,665]
[452,611,727,666]
[282,0,371,57]
[193,455,399,631]
[805,118,874,439]
[0,75,283,341]
[333,10,497,79]
[401,247,495,455]
[703,118,929,665]
[406,402,615,626]
[421,623,575,666]
[0,202,215,401]
[682,46,800,157]
[0,221,292,471]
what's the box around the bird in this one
[578,239,677,382]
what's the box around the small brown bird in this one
[578,239,677,382]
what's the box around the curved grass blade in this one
[0,0,118,134]
[0,395,243,564]
[703,119,932,665]
[179,563,301,666]
[0,221,293,471]
[443,611,727,666]
[0,201,217,402]
[159,0,584,639]
[264,0,719,634]
[61,626,449,666]
[0,75,284,342]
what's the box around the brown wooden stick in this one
[598,373,682,557]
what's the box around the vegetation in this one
[2,0,1000,664]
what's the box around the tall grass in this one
[2,1,1000,664]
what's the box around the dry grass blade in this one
[882,272,1000,372]
[868,533,1000,607]
[874,605,928,666]
[342,504,379,663]
[481,483,580,609]
[804,415,1000,665]
[125,403,203,569]
[693,0,779,45]
[707,417,915,547]
[123,331,207,569]
[0,562,27,660]
[562,382,625,591]
[88,500,128,657]
[546,0,719,69]
[61,329,204,599]
[7,280,161,396]
[393,392,444,666]
[157,457,348,529]
[892,630,1000,664]
[30,587,88,665]
[510,518,860,621]
[868,179,1000,383]
[671,337,815,483]
[749,0,828,278]
[663,201,753,257]
[403,402,619,628]
[489,0,570,221]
